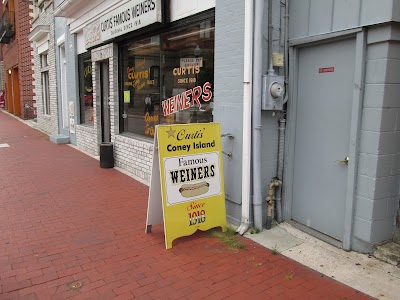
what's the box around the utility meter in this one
[262,72,285,111]
[270,82,285,98]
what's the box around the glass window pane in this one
[119,16,215,137]
[121,36,160,137]
[41,71,50,115]
[160,18,214,125]
[40,54,48,69]
[79,54,94,126]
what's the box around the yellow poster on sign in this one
[145,123,227,249]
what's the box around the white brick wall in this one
[114,135,153,182]
[76,125,98,155]
[31,4,58,135]
[214,0,245,224]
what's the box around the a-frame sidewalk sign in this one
[145,122,227,249]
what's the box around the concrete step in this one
[374,242,400,267]
[395,230,400,244]
[395,208,400,244]
[49,134,70,145]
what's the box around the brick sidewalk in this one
[0,111,372,300]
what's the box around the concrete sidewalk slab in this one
[246,223,400,300]
[0,111,373,299]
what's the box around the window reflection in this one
[121,36,161,137]
[79,54,94,126]
[120,17,214,137]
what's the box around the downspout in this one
[252,0,264,231]
[237,0,254,235]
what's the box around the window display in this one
[121,36,161,136]
[79,54,94,126]
[120,17,214,137]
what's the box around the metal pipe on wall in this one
[266,178,282,229]
[275,118,286,222]
[237,0,254,235]
[268,0,273,68]
[274,0,289,223]
[252,0,264,231]
[283,0,289,104]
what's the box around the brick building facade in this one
[1,0,34,119]
[29,1,58,134]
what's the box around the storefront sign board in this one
[180,57,203,68]
[145,123,227,249]
[84,0,162,49]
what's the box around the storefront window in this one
[120,17,214,137]
[79,54,94,126]
[160,18,214,126]
[121,36,161,136]
[40,53,50,115]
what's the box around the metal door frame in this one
[100,61,111,143]
[283,28,366,250]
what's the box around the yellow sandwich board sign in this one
[145,123,227,249]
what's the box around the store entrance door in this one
[7,67,21,116]
[6,72,13,113]
[100,61,111,143]
[12,68,21,117]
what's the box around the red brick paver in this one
[0,111,373,299]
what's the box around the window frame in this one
[78,53,94,126]
[40,53,50,115]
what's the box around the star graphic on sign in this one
[167,127,175,138]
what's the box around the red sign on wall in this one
[319,67,334,73]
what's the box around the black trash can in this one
[100,142,114,168]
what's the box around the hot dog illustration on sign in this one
[179,181,210,198]
[164,152,221,206]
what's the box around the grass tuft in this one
[285,273,294,280]
[207,226,246,251]
[250,228,261,234]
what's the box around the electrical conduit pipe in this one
[275,118,286,222]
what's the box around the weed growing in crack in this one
[285,273,294,280]
[206,227,246,251]
[271,244,280,255]
[250,227,261,234]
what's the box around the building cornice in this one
[54,0,84,17]
[28,25,50,42]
